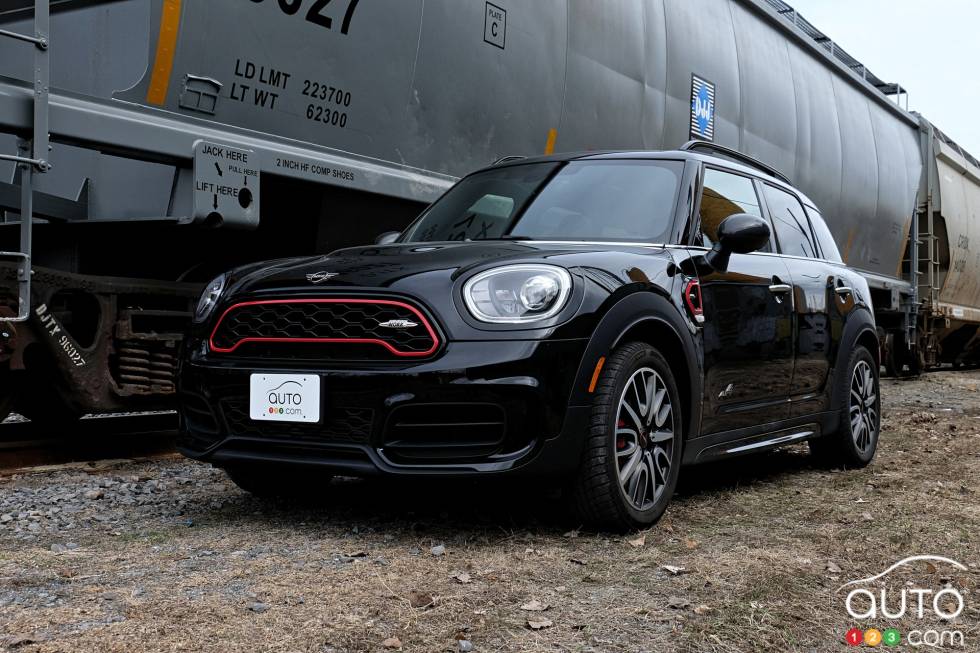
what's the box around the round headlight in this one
[194,273,226,323]
[519,275,560,311]
[463,265,571,324]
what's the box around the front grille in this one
[220,399,373,444]
[209,298,439,359]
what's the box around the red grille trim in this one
[208,298,440,357]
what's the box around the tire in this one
[571,342,684,531]
[809,344,880,467]
[224,464,333,499]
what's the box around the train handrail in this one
[680,140,792,185]
[0,0,49,324]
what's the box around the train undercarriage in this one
[0,262,197,423]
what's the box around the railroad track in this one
[0,412,177,471]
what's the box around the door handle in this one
[835,286,853,297]
[768,283,792,305]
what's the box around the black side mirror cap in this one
[704,213,771,273]
[375,231,400,245]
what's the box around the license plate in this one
[249,374,320,423]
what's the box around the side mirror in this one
[375,231,400,245]
[704,213,771,273]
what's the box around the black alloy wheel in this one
[571,342,683,531]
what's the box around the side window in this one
[804,206,843,262]
[698,168,767,250]
[763,185,817,258]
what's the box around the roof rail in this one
[492,155,527,165]
[680,140,791,184]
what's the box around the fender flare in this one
[569,291,703,439]
[830,307,879,411]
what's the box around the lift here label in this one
[193,140,260,228]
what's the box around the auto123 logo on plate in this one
[838,555,972,648]
[249,374,320,423]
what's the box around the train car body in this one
[0,0,976,420]
[918,126,980,366]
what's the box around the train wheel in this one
[913,346,927,375]
[882,333,899,377]
[13,373,84,433]
[13,344,86,431]
[0,314,17,422]
[14,398,83,432]
[883,333,922,378]
[0,375,15,423]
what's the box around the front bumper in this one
[177,338,591,477]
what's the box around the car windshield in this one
[400,160,683,243]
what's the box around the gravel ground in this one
[1,370,978,652]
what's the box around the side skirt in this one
[683,411,838,465]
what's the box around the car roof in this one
[488,149,818,208]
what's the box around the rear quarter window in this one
[762,184,818,258]
[804,206,843,263]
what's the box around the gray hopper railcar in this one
[0,0,977,424]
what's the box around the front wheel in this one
[571,342,683,531]
[809,345,880,467]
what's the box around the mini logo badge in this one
[306,271,338,284]
[379,319,418,329]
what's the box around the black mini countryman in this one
[178,142,881,530]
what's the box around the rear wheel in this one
[809,345,880,467]
[223,464,333,499]
[571,342,683,531]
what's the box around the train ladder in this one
[0,0,50,323]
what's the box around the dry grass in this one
[1,371,979,652]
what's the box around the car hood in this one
[225,241,669,295]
